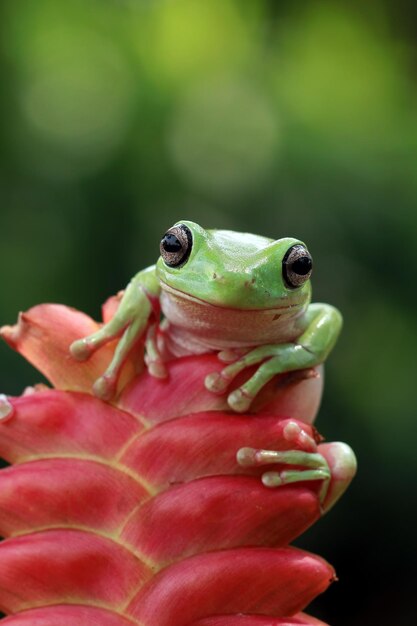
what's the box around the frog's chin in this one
[158,281,307,350]
[159,280,305,313]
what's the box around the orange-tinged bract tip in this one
[0,304,137,396]
[0,302,352,625]
[0,321,20,349]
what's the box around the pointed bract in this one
[121,479,321,564]
[127,547,334,626]
[0,302,354,624]
[0,459,147,538]
[0,390,143,464]
[0,530,151,614]
[0,305,137,395]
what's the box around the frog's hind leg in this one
[237,447,332,504]
[237,441,357,514]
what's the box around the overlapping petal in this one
[0,606,138,625]
[119,354,323,424]
[127,547,334,626]
[190,615,329,626]
[0,304,350,625]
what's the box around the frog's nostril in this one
[212,273,227,283]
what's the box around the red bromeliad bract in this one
[0,303,356,625]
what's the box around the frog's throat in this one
[158,280,308,353]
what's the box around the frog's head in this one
[156,220,312,312]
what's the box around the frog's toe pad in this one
[227,388,253,413]
[70,339,93,361]
[283,421,317,451]
[236,447,257,467]
[218,349,238,363]
[205,372,229,393]
[93,374,117,401]
[262,471,284,488]
[148,361,168,379]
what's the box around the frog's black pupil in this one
[292,256,312,275]
[162,234,182,253]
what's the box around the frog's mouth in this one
[159,280,306,315]
[159,280,307,348]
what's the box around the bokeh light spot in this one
[131,0,255,84]
[168,78,280,197]
[14,8,135,176]
[274,4,407,146]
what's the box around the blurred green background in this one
[0,0,416,624]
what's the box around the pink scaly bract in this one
[0,303,343,625]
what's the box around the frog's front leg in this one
[237,440,357,514]
[205,303,342,412]
[70,266,161,400]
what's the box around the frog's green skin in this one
[71,220,342,412]
[70,220,352,502]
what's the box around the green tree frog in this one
[70,220,342,414]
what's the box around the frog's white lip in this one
[159,280,304,313]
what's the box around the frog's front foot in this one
[70,316,143,401]
[205,369,260,413]
[144,322,168,379]
[204,370,250,411]
[69,275,162,400]
[205,344,308,412]
[70,320,167,401]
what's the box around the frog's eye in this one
[282,244,313,288]
[160,224,193,267]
